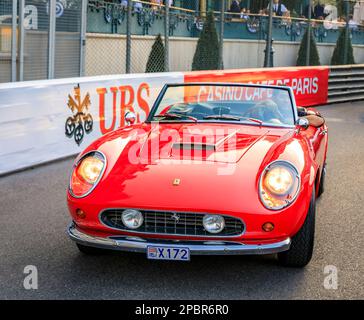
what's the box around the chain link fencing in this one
[54,0,82,79]
[66,0,364,78]
[85,0,127,75]
[0,0,15,82]
[1,0,364,83]
[1,0,84,83]
[23,0,50,81]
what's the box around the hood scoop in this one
[172,129,240,153]
[172,142,216,151]
[139,126,270,164]
[170,130,243,161]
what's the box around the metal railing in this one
[86,0,364,75]
[1,0,364,83]
[86,1,364,43]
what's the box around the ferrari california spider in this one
[67,83,328,267]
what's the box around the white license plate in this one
[147,246,190,261]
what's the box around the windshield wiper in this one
[203,115,242,121]
[153,113,198,122]
[203,115,264,125]
[246,117,263,125]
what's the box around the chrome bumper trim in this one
[67,223,291,256]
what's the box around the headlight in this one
[69,151,106,198]
[265,166,293,196]
[121,209,144,229]
[203,215,225,234]
[259,161,300,210]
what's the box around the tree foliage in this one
[296,28,321,66]
[192,11,220,71]
[145,34,165,73]
[331,28,355,65]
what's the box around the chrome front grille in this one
[100,209,244,237]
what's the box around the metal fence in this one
[0,0,85,83]
[86,0,364,75]
[0,0,15,82]
[1,0,363,83]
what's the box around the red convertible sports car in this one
[67,83,328,267]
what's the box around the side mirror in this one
[296,118,309,132]
[125,111,136,126]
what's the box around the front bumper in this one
[68,223,291,255]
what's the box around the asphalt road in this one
[0,101,363,300]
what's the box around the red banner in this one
[184,66,329,107]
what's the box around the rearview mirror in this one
[296,118,309,131]
[125,111,136,126]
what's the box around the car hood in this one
[84,123,303,214]
[130,123,277,164]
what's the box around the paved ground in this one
[0,101,363,300]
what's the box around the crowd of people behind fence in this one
[229,0,364,29]
[116,0,174,12]
[108,0,364,29]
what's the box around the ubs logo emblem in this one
[65,84,93,145]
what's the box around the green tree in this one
[296,29,321,66]
[331,28,355,65]
[192,11,220,71]
[145,34,165,73]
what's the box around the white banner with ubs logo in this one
[0,72,184,175]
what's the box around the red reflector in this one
[76,209,86,219]
[262,222,275,232]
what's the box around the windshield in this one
[148,84,296,126]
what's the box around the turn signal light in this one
[262,222,274,232]
[76,209,86,219]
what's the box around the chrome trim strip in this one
[67,223,291,256]
[68,150,107,199]
[98,208,246,239]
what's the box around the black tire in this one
[278,187,316,268]
[317,164,326,198]
[76,243,106,255]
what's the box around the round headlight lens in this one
[78,156,105,184]
[264,166,293,196]
[203,215,225,234]
[121,209,144,229]
[69,152,106,198]
[259,161,300,210]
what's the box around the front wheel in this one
[278,187,316,268]
[317,164,326,198]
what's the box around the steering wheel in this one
[244,101,285,124]
[213,106,231,115]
